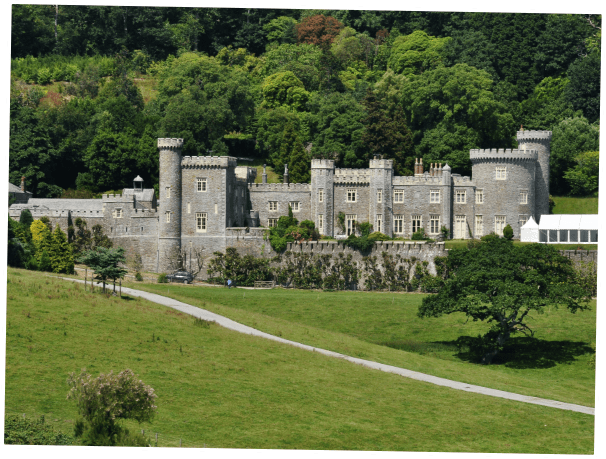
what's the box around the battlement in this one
[285,240,446,255]
[181,155,238,168]
[102,193,134,202]
[453,176,474,185]
[311,159,335,169]
[131,208,158,217]
[392,175,443,185]
[235,166,257,183]
[334,168,372,184]
[470,148,539,163]
[516,130,552,141]
[369,158,394,169]
[248,183,311,192]
[158,138,184,149]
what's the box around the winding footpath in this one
[60,277,595,416]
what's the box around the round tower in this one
[516,130,552,222]
[158,138,183,273]
[311,159,335,236]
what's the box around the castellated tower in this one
[158,138,183,273]
[517,130,552,221]
[311,159,335,236]
[471,148,538,238]
[369,158,394,237]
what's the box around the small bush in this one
[37,67,52,84]
[135,272,143,282]
[193,317,213,328]
[4,414,74,445]
[503,224,514,240]
[411,228,429,240]
[157,273,168,283]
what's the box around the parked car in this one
[165,271,194,284]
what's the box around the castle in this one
[9,130,552,275]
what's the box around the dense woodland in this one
[9,6,601,199]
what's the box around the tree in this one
[564,151,599,196]
[66,369,156,446]
[30,219,54,270]
[264,16,297,44]
[283,124,310,183]
[418,237,591,364]
[388,30,450,75]
[49,226,74,274]
[296,14,343,50]
[502,224,513,240]
[92,224,113,249]
[19,209,34,229]
[564,52,601,123]
[261,71,310,111]
[164,246,205,279]
[78,247,127,293]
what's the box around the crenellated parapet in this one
[369,158,394,169]
[516,130,552,141]
[334,168,372,185]
[131,208,158,217]
[392,175,444,185]
[157,138,184,149]
[311,159,335,169]
[181,155,238,169]
[248,183,311,192]
[470,148,538,163]
[284,240,447,255]
[452,176,475,186]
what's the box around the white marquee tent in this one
[521,214,599,244]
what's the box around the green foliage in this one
[67,369,156,446]
[261,71,310,111]
[411,228,429,241]
[284,125,310,183]
[4,415,73,445]
[19,209,34,230]
[157,273,168,283]
[564,151,599,196]
[388,30,450,75]
[49,226,74,274]
[564,52,601,123]
[266,213,321,252]
[418,238,591,364]
[502,224,513,240]
[78,246,127,291]
[573,260,597,298]
[264,16,298,44]
[206,247,272,286]
[135,272,144,282]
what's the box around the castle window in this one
[318,214,324,234]
[429,215,440,234]
[187,202,191,214]
[319,189,324,202]
[496,167,507,180]
[166,187,171,199]
[166,211,171,223]
[476,190,484,204]
[377,189,382,203]
[394,190,404,203]
[269,201,278,211]
[347,189,357,202]
[455,190,466,204]
[520,191,528,204]
[376,214,382,233]
[196,212,207,232]
[197,178,207,192]
[519,215,529,227]
[412,215,422,234]
[495,215,506,236]
[112,208,123,218]
[268,218,278,228]
[475,215,483,237]
[393,215,403,234]
[346,214,357,236]
[430,190,440,203]
[290,202,300,212]
[215,204,218,214]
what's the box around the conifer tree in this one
[288,131,310,183]
[49,226,74,274]
[30,219,54,270]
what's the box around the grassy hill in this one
[551,196,599,215]
[5,268,594,452]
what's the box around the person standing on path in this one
[227,279,232,289]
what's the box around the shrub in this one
[158,273,168,283]
[411,228,429,240]
[49,226,74,274]
[37,67,52,84]
[4,415,74,445]
[135,272,144,282]
[66,369,156,447]
[503,224,514,240]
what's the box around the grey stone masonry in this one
[516,130,552,222]
[158,138,183,272]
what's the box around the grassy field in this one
[5,268,595,452]
[122,281,596,408]
[552,196,599,214]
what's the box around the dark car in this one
[166,271,194,284]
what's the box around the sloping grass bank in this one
[5,268,594,452]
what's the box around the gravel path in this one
[60,277,595,416]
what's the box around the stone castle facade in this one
[9,130,552,275]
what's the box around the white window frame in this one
[112,208,123,219]
[197,178,207,192]
[496,167,507,180]
[476,189,484,204]
[196,212,207,232]
[377,189,382,203]
[412,215,422,233]
[376,214,382,233]
[290,202,300,212]
[347,189,357,202]
[475,215,483,237]
[269,201,278,211]
[430,190,440,204]
[166,186,171,199]
[319,189,324,203]
[346,214,357,236]
[394,190,404,203]
[455,190,466,204]
[268,218,278,228]
[393,215,404,234]
[495,215,506,236]
[429,215,440,234]
[520,191,528,204]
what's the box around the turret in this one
[441,164,452,238]
[517,130,552,221]
[157,138,183,273]
[311,159,335,236]
[369,157,394,237]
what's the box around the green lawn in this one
[552,196,599,214]
[124,279,596,408]
[4,268,594,452]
